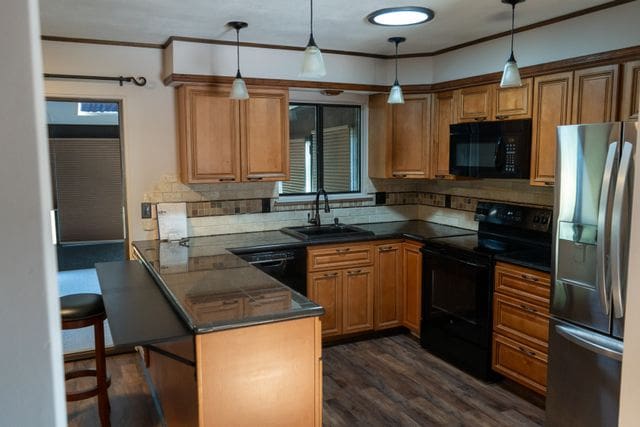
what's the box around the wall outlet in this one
[141,202,152,219]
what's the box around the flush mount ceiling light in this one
[227,21,249,100]
[500,0,525,88]
[300,0,326,78]
[387,37,406,104]
[367,6,435,26]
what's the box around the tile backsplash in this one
[140,175,552,240]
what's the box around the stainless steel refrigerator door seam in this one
[556,323,624,361]
[596,141,618,316]
[611,141,634,319]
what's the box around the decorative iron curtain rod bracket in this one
[43,73,147,87]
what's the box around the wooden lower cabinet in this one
[402,242,423,336]
[309,270,343,337]
[342,266,375,334]
[374,243,403,330]
[492,262,551,395]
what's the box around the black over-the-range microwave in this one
[449,119,532,179]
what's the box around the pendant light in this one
[300,0,326,78]
[387,37,406,104]
[228,21,249,99]
[500,0,525,88]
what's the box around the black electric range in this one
[420,202,552,380]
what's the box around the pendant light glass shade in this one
[300,0,326,78]
[228,21,249,99]
[230,73,249,100]
[387,82,405,104]
[500,0,524,88]
[500,54,522,88]
[387,37,406,105]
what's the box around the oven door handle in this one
[423,250,488,269]
[247,257,292,267]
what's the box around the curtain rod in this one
[43,73,147,87]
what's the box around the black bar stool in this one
[61,293,111,427]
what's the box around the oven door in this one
[421,247,492,347]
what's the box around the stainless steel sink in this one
[281,224,374,241]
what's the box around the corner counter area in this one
[96,236,324,427]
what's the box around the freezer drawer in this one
[546,318,622,427]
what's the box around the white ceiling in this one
[39,0,614,55]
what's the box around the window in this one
[280,103,361,196]
[77,102,119,116]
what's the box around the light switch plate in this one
[141,202,152,219]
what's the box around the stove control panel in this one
[475,202,552,232]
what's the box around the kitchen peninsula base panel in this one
[196,316,322,427]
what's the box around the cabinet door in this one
[621,60,640,121]
[402,242,423,336]
[374,243,403,330]
[495,78,533,120]
[392,95,431,178]
[368,94,393,178]
[571,65,618,124]
[342,267,374,334]
[492,333,548,395]
[431,91,456,179]
[456,84,493,122]
[309,271,342,337]
[530,72,573,187]
[178,85,241,183]
[241,87,289,182]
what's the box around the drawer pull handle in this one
[544,181,554,186]
[335,248,351,254]
[323,272,338,278]
[495,115,510,120]
[347,269,362,276]
[219,178,236,182]
[379,246,394,252]
[247,177,263,181]
[518,346,537,357]
[435,174,446,179]
[521,274,539,282]
[473,116,487,121]
[519,304,537,313]
[222,300,239,305]
[392,174,407,178]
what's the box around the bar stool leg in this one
[94,319,111,427]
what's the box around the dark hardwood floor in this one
[65,334,544,426]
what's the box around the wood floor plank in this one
[65,333,544,426]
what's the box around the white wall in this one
[0,0,66,425]
[42,41,177,242]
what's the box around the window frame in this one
[279,99,368,201]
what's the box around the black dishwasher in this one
[236,248,307,296]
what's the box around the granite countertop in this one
[132,220,475,334]
[494,248,552,273]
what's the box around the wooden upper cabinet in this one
[571,65,618,124]
[367,93,431,179]
[241,88,289,182]
[530,72,573,187]
[456,84,493,122]
[374,243,403,330]
[178,85,241,183]
[342,266,374,334]
[495,77,533,120]
[431,91,456,179]
[392,94,432,178]
[177,84,289,184]
[621,60,640,121]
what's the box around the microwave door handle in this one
[494,136,505,170]
[596,141,618,315]
[611,141,633,318]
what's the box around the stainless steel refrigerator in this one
[546,122,638,426]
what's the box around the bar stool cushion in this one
[60,293,105,321]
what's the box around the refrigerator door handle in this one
[556,323,624,361]
[596,141,618,315]
[611,141,633,319]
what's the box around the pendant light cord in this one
[307,0,317,47]
[236,27,241,78]
[509,3,515,60]
[394,41,399,85]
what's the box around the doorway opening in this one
[47,98,127,355]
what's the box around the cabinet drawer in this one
[308,244,373,272]
[495,262,550,307]
[493,293,549,351]
[492,334,547,395]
